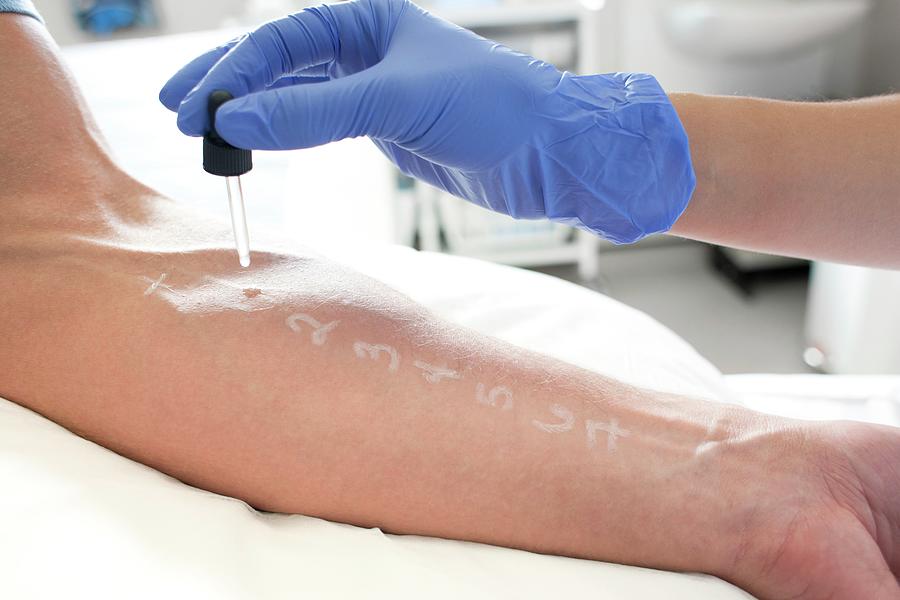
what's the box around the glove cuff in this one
[542,72,697,244]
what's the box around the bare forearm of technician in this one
[668,93,900,268]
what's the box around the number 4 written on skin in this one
[282,309,632,454]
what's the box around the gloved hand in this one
[160,0,695,243]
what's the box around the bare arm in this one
[1,14,898,600]
[0,209,835,597]
[670,93,900,268]
[9,196,900,600]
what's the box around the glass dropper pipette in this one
[203,90,254,268]
[225,175,251,268]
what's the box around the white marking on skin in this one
[143,273,169,296]
[532,404,575,434]
[286,313,340,346]
[476,383,514,411]
[585,419,631,452]
[353,342,400,372]
[413,360,461,383]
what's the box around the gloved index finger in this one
[159,37,242,112]
[175,9,341,137]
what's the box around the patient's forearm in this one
[670,93,900,268]
[2,236,783,582]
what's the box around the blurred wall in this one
[863,0,900,94]
[32,0,900,95]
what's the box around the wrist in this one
[704,415,838,588]
[573,390,784,578]
[639,401,812,581]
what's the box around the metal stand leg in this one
[576,230,601,282]
[415,184,443,253]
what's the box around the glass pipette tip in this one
[225,176,251,268]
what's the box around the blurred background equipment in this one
[32,0,900,375]
[620,0,871,99]
[616,0,871,290]
[805,264,900,374]
[412,2,614,282]
[72,0,156,35]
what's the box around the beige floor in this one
[533,241,813,375]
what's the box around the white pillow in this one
[334,246,738,404]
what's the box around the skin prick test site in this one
[1,1,899,599]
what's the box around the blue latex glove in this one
[160,0,695,243]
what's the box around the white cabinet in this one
[805,263,900,374]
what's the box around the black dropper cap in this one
[203,90,252,177]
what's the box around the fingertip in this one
[159,83,179,112]
[176,100,208,137]
[214,100,259,149]
[159,42,238,113]
[159,75,193,112]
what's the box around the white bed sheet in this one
[728,374,900,427]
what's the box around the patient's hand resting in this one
[732,423,900,598]
[0,12,897,600]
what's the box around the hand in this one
[728,420,900,599]
[159,0,695,244]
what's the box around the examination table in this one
[3,29,899,600]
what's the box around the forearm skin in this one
[669,93,900,268]
[1,227,788,584]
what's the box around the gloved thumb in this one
[214,72,398,151]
